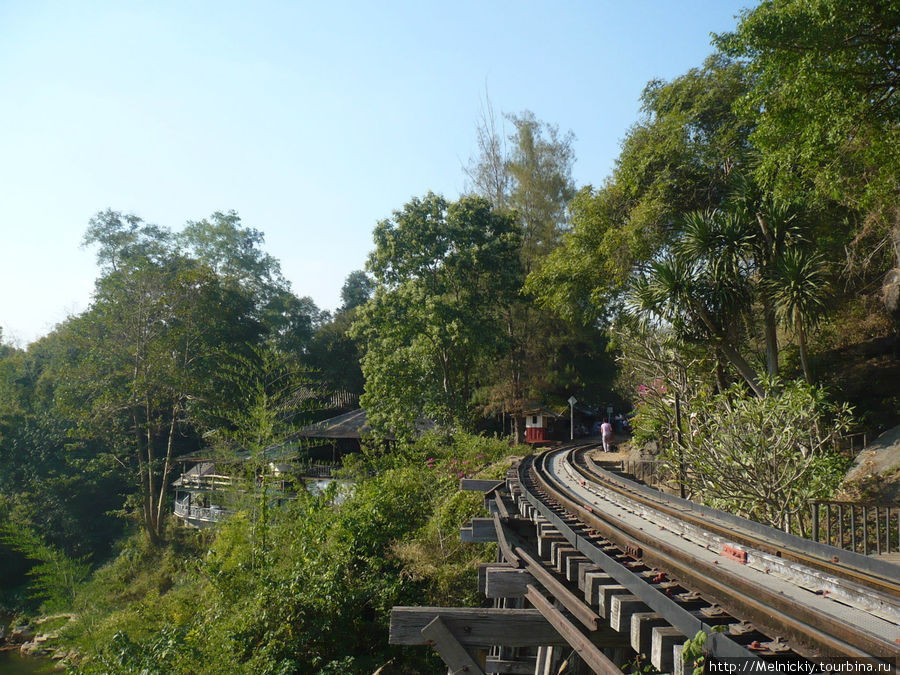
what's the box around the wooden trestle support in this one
[389,472,669,675]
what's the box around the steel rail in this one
[521,448,900,665]
[574,445,900,595]
[571,448,900,623]
[517,453,763,663]
[542,446,900,659]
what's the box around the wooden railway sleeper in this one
[533,450,900,662]
[520,454,856,655]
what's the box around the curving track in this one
[516,443,900,669]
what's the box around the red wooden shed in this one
[523,407,559,443]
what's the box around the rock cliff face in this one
[840,423,900,503]
[883,267,900,319]
[885,223,900,321]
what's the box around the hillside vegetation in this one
[0,1,898,672]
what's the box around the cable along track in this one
[517,445,900,668]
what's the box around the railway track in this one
[518,443,900,669]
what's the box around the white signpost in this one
[568,396,577,440]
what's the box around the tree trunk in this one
[756,211,780,375]
[713,350,728,394]
[763,298,779,377]
[695,305,766,398]
[154,401,180,539]
[134,413,159,547]
[513,415,523,445]
[798,320,812,384]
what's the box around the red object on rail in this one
[722,543,748,564]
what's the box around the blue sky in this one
[0,1,752,345]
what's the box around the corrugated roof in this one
[293,408,436,441]
[294,408,375,439]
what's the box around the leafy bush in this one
[650,378,852,533]
[0,523,90,611]
[60,431,514,674]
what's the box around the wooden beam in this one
[485,567,535,598]
[651,626,684,672]
[492,493,512,520]
[610,594,648,633]
[390,607,568,647]
[461,479,505,492]
[537,533,566,559]
[493,514,522,567]
[484,657,537,674]
[461,518,497,543]
[420,616,486,675]
[583,571,614,606]
[515,546,601,632]
[523,586,622,675]
[631,612,668,657]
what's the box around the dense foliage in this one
[59,432,511,674]
[1,3,898,672]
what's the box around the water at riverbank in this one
[0,649,56,673]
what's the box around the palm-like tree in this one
[629,245,765,398]
[767,248,829,383]
[630,205,829,397]
[729,173,806,377]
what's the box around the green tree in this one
[0,338,26,446]
[717,0,900,318]
[0,326,131,584]
[339,270,374,312]
[61,211,263,544]
[465,106,576,272]
[306,309,365,398]
[506,111,576,273]
[767,248,830,383]
[0,523,90,610]
[179,211,326,353]
[527,54,753,323]
[204,343,316,454]
[654,379,851,533]
[465,107,582,439]
[629,249,764,398]
[352,193,520,436]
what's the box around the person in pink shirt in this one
[600,419,614,452]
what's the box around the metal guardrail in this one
[580,448,900,581]
[622,459,662,486]
[811,500,900,556]
[299,464,338,478]
[835,431,868,456]
[173,501,234,522]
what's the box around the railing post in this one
[889,507,894,553]
[837,504,844,549]
[825,503,831,547]
[812,502,819,543]
[862,505,868,555]
[850,506,857,552]
[875,507,881,555]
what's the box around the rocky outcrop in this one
[840,423,900,502]
[882,267,900,319]
[8,624,34,644]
